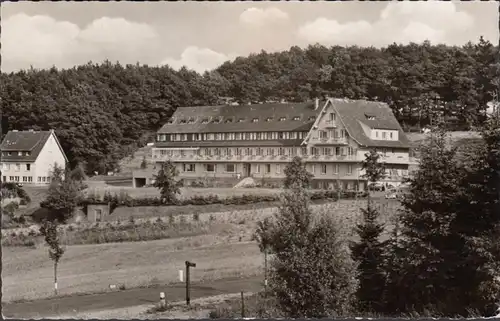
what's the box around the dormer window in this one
[179,119,187,124]
[18,151,22,156]
[252,118,259,123]
[308,116,315,122]
[293,116,300,121]
[266,117,273,122]
[187,117,195,124]
[365,113,376,120]
[213,118,221,124]
[225,117,234,123]
[279,117,286,122]
[201,118,209,124]
[167,119,174,124]
[238,118,245,123]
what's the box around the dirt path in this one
[2,276,264,319]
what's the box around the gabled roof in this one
[1,130,68,162]
[330,98,411,148]
[157,102,323,134]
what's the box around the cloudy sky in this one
[2,1,498,74]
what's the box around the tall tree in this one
[153,160,182,204]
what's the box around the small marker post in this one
[179,269,184,282]
[160,292,166,308]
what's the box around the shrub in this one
[193,213,200,221]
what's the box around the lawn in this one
[2,237,263,303]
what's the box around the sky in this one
[2,1,498,74]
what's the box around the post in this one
[160,292,166,309]
[54,261,58,295]
[241,291,245,318]
[264,249,268,297]
[185,261,196,306]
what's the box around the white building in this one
[1,129,68,185]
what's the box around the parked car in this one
[368,182,385,191]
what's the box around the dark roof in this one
[157,102,322,134]
[156,99,411,149]
[1,130,67,162]
[331,98,411,148]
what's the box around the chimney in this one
[314,98,319,110]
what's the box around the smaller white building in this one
[1,129,68,185]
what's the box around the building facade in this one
[1,129,68,185]
[149,98,412,190]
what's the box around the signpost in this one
[185,260,196,305]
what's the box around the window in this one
[348,147,354,156]
[333,164,339,174]
[2,176,6,182]
[14,176,20,182]
[37,177,41,182]
[2,163,8,170]
[188,117,195,124]
[256,148,262,156]
[201,118,209,124]
[279,117,286,121]
[23,176,27,182]
[204,164,216,172]
[319,131,327,139]
[225,164,235,173]
[278,132,284,139]
[276,164,281,174]
[179,119,187,124]
[18,151,22,156]
[265,164,271,173]
[255,164,260,173]
[293,116,300,121]
[308,116,315,122]
[213,118,221,124]
[347,165,353,175]
[95,209,102,222]
[245,148,251,156]
[42,177,46,182]
[167,119,174,124]
[15,164,20,171]
[389,132,393,139]
[321,164,327,174]
[252,118,259,123]
[301,147,308,156]
[266,117,273,122]
[183,164,196,172]
[382,132,387,139]
[311,164,316,173]
[28,177,33,182]
[238,118,244,123]
[225,118,233,123]
[329,112,336,121]
[290,132,297,139]
[375,131,379,138]
[278,148,285,156]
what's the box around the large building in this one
[141,98,411,190]
[1,129,68,185]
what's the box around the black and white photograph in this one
[1,0,499,319]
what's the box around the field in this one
[2,199,399,303]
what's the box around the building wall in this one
[1,162,36,184]
[87,204,110,222]
[34,133,67,184]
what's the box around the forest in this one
[1,37,498,174]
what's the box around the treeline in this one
[1,38,497,174]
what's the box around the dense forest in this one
[1,37,498,174]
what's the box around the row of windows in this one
[2,151,31,157]
[168,115,318,126]
[317,129,347,140]
[180,163,408,177]
[2,176,50,183]
[157,131,309,142]
[181,163,354,175]
[374,130,396,140]
[158,146,357,158]
[2,163,31,171]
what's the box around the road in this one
[2,276,264,319]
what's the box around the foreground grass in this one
[2,239,263,303]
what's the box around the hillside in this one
[1,38,496,175]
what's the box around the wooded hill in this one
[1,37,497,174]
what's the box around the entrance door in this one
[243,163,251,177]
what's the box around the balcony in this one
[153,153,360,163]
[324,120,337,128]
[312,136,348,145]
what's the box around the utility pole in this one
[185,261,196,306]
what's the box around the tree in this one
[39,219,65,296]
[140,156,147,169]
[384,124,500,317]
[40,164,81,223]
[350,201,386,313]
[255,173,358,317]
[283,156,313,189]
[253,218,274,295]
[361,149,386,191]
[153,160,182,204]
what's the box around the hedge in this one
[78,190,369,214]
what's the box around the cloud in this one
[2,13,161,72]
[160,46,237,74]
[297,1,475,47]
[239,7,289,28]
